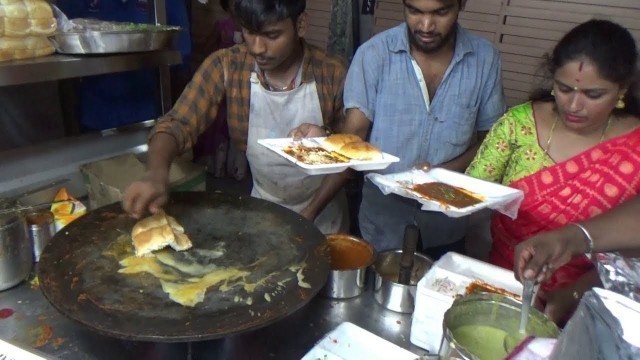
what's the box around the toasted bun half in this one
[132,210,192,256]
[337,141,383,160]
[133,225,175,257]
[322,133,362,152]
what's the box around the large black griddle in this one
[37,191,329,342]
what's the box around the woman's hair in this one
[530,19,640,116]
[232,0,305,33]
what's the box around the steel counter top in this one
[0,272,435,359]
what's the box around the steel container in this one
[0,202,33,291]
[439,293,559,360]
[50,28,181,54]
[25,211,55,262]
[320,234,376,299]
[373,249,433,313]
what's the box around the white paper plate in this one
[301,322,419,360]
[258,137,400,175]
[367,168,524,218]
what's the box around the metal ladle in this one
[504,279,535,353]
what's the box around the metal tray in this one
[50,28,180,54]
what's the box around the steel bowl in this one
[373,249,433,313]
[439,293,559,360]
[320,234,376,299]
[50,28,181,54]
[0,201,33,291]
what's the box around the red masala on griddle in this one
[410,182,483,208]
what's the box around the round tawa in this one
[37,191,329,342]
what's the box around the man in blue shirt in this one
[342,0,506,256]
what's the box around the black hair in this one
[232,0,305,33]
[402,0,465,10]
[531,19,640,116]
[220,0,230,13]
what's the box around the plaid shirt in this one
[151,40,347,152]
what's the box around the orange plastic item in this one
[50,188,87,232]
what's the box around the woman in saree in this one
[466,19,640,325]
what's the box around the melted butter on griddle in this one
[119,255,181,281]
[160,268,250,307]
[103,234,135,260]
[155,248,224,276]
[110,234,310,308]
[288,262,311,289]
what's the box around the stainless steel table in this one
[0,272,435,359]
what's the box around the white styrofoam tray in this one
[0,338,50,360]
[301,322,419,360]
[258,137,400,175]
[367,168,524,218]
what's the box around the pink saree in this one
[489,126,640,292]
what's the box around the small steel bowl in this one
[373,249,433,313]
[320,234,376,299]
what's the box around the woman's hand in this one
[535,285,581,327]
[514,225,586,283]
[534,269,601,326]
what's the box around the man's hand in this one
[514,225,586,283]
[288,123,326,140]
[299,206,317,222]
[122,171,170,219]
[413,162,432,171]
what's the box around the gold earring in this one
[550,89,555,96]
[616,95,625,109]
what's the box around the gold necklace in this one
[544,114,612,155]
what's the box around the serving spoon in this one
[504,279,535,352]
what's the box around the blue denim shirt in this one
[344,23,506,174]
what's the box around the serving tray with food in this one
[366,168,524,218]
[258,134,400,175]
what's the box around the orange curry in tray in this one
[409,182,484,209]
[465,280,521,301]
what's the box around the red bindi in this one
[578,61,584,72]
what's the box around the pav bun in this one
[322,133,362,152]
[132,210,192,256]
[337,141,383,160]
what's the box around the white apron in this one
[246,72,348,234]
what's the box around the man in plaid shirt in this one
[123,0,350,234]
